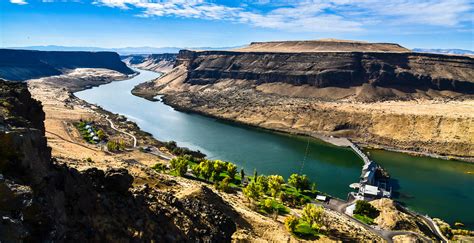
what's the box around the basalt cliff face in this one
[0,49,134,81]
[0,80,236,241]
[175,49,474,100]
[122,53,177,73]
[133,40,474,159]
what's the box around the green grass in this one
[354,214,375,225]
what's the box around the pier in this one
[334,138,392,201]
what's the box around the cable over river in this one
[75,68,474,230]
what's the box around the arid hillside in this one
[133,40,474,159]
[122,53,177,73]
[234,39,410,53]
[0,49,134,81]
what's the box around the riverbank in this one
[156,94,474,163]
[131,61,474,161]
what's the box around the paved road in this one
[105,115,137,147]
[314,198,438,242]
[148,147,174,161]
[397,204,448,242]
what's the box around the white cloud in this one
[92,0,473,32]
[10,0,28,5]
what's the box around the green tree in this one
[107,141,119,151]
[253,169,258,182]
[354,200,380,219]
[118,139,125,150]
[210,160,226,181]
[218,176,232,192]
[96,129,105,140]
[284,215,299,233]
[268,175,285,198]
[243,180,263,202]
[288,173,310,191]
[240,169,245,182]
[199,159,214,181]
[191,164,201,177]
[227,163,237,179]
[256,175,269,193]
[170,156,188,176]
[301,204,324,227]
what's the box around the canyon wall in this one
[133,41,474,159]
[122,53,177,73]
[0,49,134,81]
[176,50,474,100]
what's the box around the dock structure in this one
[348,142,371,165]
[343,139,392,201]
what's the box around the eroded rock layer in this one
[122,53,177,73]
[176,50,474,99]
[132,41,474,159]
[0,49,134,81]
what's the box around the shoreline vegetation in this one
[153,153,341,239]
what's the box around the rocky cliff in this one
[0,49,134,81]
[0,80,236,241]
[133,40,474,159]
[122,53,177,73]
[175,48,474,100]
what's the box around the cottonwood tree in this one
[199,160,214,181]
[268,175,285,198]
[170,157,188,176]
[288,173,310,191]
[256,175,269,193]
[302,204,325,232]
[243,180,263,202]
[227,163,237,179]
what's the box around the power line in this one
[299,137,310,174]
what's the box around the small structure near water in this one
[346,141,392,201]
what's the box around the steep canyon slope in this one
[0,80,237,241]
[133,40,474,159]
[0,49,134,81]
[121,53,177,73]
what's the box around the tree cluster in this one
[288,174,310,191]
[354,200,380,219]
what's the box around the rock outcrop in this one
[132,40,474,159]
[0,80,236,241]
[0,49,134,81]
[122,53,177,73]
[174,48,474,100]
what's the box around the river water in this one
[75,69,474,229]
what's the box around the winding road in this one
[105,115,137,147]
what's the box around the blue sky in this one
[1,0,473,49]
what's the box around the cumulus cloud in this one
[91,0,473,32]
[10,0,28,5]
